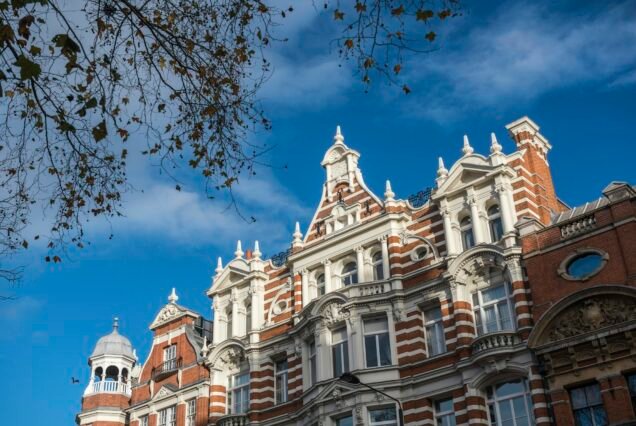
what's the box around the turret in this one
[77,318,136,426]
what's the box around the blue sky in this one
[1,1,635,424]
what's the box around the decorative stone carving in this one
[332,388,344,408]
[155,386,172,399]
[545,295,636,343]
[355,406,363,425]
[218,347,245,369]
[321,301,350,326]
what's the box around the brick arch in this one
[527,284,636,349]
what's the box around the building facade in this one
[77,117,636,426]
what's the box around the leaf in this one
[92,120,107,142]
[344,39,354,49]
[354,2,366,13]
[175,184,181,191]
[15,54,41,80]
[416,9,434,21]
[391,5,404,16]
[21,240,28,249]
[425,31,436,42]
[29,45,41,56]
[402,85,411,94]
[333,9,344,20]
[393,64,401,74]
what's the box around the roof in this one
[90,318,135,359]
[552,197,609,225]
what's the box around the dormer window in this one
[342,262,358,286]
[460,216,475,250]
[372,252,384,281]
[488,205,503,242]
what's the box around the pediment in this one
[437,156,492,194]
[149,302,197,330]
[314,379,359,404]
[153,384,178,401]
[208,259,251,294]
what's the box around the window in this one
[186,399,196,426]
[317,274,326,296]
[460,216,474,250]
[424,306,446,356]
[163,345,177,370]
[336,415,353,426]
[627,373,636,415]
[309,339,317,385]
[245,302,252,335]
[158,406,176,426]
[435,398,456,426]
[473,282,515,335]
[342,262,358,286]
[140,415,149,426]
[488,205,503,242]
[415,246,428,260]
[566,253,605,280]
[369,407,398,425]
[332,327,349,377]
[372,252,384,280]
[227,372,250,414]
[364,317,391,367]
[570,383,607,426]
[487,379,534,426]
[275,359,289,404]
[226,307,233,339]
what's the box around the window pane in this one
[592,406,608,425]
[484,306,498,332]
[336,416,353,426]
[369,407,397,425]
[482,285,506,302]
[585,384,602,405]
[498,302,513,330]
[574,409,593,426]
[333,327,347,343]
[365,318,388,333]
[570,388,587,410]
[436,398,453,412]
[627,374,636,396]
[495,380,524,398]
[365,335,378,367]
[379,333,392,365]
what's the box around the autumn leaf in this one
[92,120,107,142]
[425,31,436,42]
[393,64,401,74]
[416,9,434,21]
[391,5,404,16]
[15,54,41,80]
[334,9,344,20]
[355,2,367,13]
[402,85,411,94]
[344,39,354,49]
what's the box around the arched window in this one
[488,205,503,242]
[371,252,384,281]
[121,368,129,382]
[245,302,252,335]
[472,281,515,335]
[105,365,119,381]
[317,273,326,296]
[226,307,233,339]
[342,262,358,286]
[486,379,534,426]
[460,216,474,250]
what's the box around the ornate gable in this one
[149,288,198,330]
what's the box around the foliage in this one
[0,0,460,268]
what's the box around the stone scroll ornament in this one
[321,301,350,326]
[546,295,636,342]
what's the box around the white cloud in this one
[0,296,43,322]
[403,1,636,121]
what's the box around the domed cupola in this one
[83,317,137,398]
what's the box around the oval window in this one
[558,248,609,282]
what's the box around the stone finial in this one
[113,316,119,332]
[490,132,503,154]
[234,240,244,258]
[462,134,474,156]
[384,180,395,201]
[215,257,223,274]
[293,222,303,245]
[437,157,448,177]
[334,125,345,145]
[253,241,262,259]
[168,288,179,304]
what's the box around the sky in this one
[1,1,635,424]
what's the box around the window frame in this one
[363,316,392,368]
[163,344,177,370]
[342,262,358,286]
[275,359,289,404]
[372,251,384,281]
[140,415,149,426]
[486,379,534,426]
[434,398,456,426]
[569,382,608,426]
[331,326,349,378]
[488,205,504,242]
[158,405,176,426]
[368,405,398,426]
[460,216,475,250]
[185,398,196,426]
[317,273,326,296]
[423,306,446,357]
[227,371,250,415]
[309,339,317,385]
[472,281,515,336]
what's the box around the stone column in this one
[316,325,331,382]
[231,291,239,338]
[497,185,514,233]
[380,235,390,279]
[323,260,332,293]
[212,299,223,344]
[301,269,309,307]
[441,208,457,256]
[469,196,485,244]
[355,246,365,282]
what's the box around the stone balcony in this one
[343,280,394,298]
[471,331,522,359]
[217,414,249,426]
